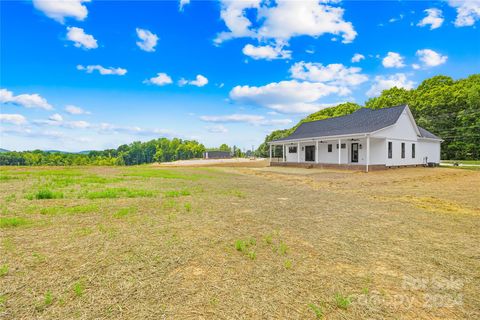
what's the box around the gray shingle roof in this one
[271,105,441,142]
[418,126,441,140]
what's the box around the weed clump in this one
[334,293,351,310]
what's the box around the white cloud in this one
[34,117,91,129]
[289,62,368,87]
[143,73,173,86]
[215,0,356,45]
[136,28,159,52]
[200,114,292,126]
[97,122,174,137]
[382,52,405,68]
[178,74,208,87]
[417,8,444,30]
[32,0,90,24]
[230,80,347,114]
[49,113,63,122]
[448,0,480,27]
[77,65,127,76]
[0,114,27,125]
[351,53,365,63]
[366,73,415,97]
[179,0,190,11]
[242,44,291,60]
[66,27,98,49]
[206,125,228,133]
[0,88,53,110]
[416,49,448,67]
[412,64,421,70]
[65,105,90,115]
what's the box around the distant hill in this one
[0,148,10,153]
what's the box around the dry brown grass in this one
[0,165,479,319]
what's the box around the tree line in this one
[257,74,480,160]
[1,138,224,166]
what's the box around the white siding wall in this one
[418,140,441,164]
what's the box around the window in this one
[388,141,392,159]
[412,143,416,158]
[328,144,332,152]
[336,143,346,149]
[401,143,405,159]
[288,146,297,153]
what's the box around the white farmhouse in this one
[268,105,442,171]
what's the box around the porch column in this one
[269,144,272,162]
[338,139,341,164]
[315,140,319,164]
[283,145,286,162]
[297,142,300,163]
[366,135,370,173]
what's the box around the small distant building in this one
[203,151,231,159]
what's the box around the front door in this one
[305,146,315,162]
[351,143,359,163]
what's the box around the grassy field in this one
[1,165,479,319]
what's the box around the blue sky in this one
[1,0,479,152]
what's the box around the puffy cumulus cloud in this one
[242,44,291,60]
[416,49,448,67]
[179,0,190,11]
[66,27,98,49]
[77,64,127,76]
[178,74,208,87]
[0,114,27,125]
[206,125,228,133]
[136,28,158,52]
[215,0,356,45]
[49,113,64,122]
[417,8,444,30]
[144,73,173,86]
[65,105,91,115]
[289,62,368,87]
[382,52,405,68]
[366,73,415,97]
[32,0,90,24]
[200,114,292,126]
[230,80,347,114]
[351,53,365,63]
[448,0,480,27]
[0,88,53,110]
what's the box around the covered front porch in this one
[268,135,385,172]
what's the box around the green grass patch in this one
[184,203,192,212]
[308,303,323,319]
[113,207,137,218]
[164,189,191,198]
[122,168,204,180]
[73,281,85,297]
[84,188,154,199]
[0,264,8,277]
[235,238,257,259]
[278,241,288,255]
[0,175,18,182]
[0,217,29,228]
[27,189,64,200]
[38,204,99,215]
[334,293,351,310]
